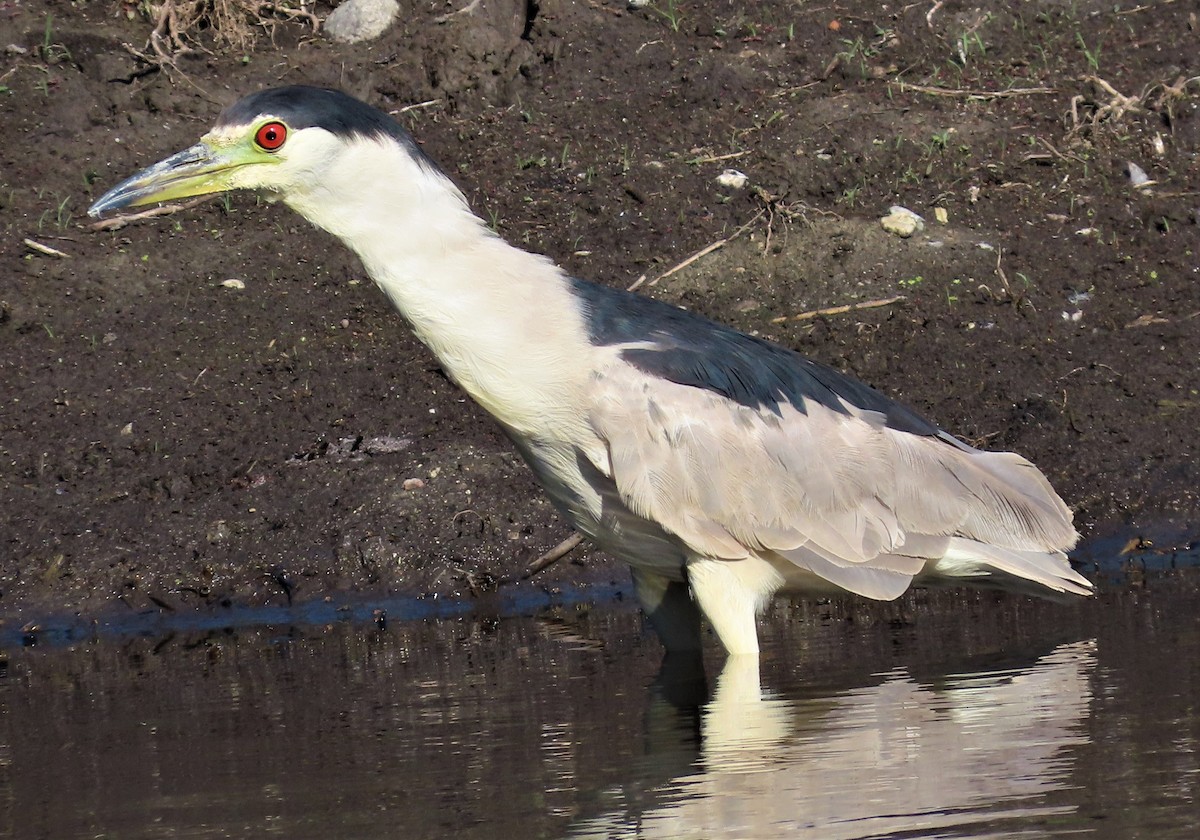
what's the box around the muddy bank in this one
[1,0,1198,628]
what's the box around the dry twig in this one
[87,197,211,231]
[686,150,749,165]
[435,0,483,24]
[925,0,945,29]
[1125,313,1170,329]
[127,0,320,71]
[625,208,766,291]
[993,248,1013,298]
[1068,75,1157,135]
[1115,0,1179,14]
[258,2,321,32]
[523,533,584,578]
[391,99,443,115]
[892,81,1057,100]
[23,238,70,258]
[770,295,906,324]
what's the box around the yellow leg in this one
[686,556,783,656]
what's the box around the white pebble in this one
[1127,161,1152,188]
[880,206,925,238]
[716,169,749,189]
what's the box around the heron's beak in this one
[88,139,257,217]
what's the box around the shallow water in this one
[1,569,1198,839]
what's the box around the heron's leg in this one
[631,567,704,652]
[686,556,783,656]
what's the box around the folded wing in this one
[584,351,1087,601]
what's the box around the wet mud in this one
[0,3,1198,647]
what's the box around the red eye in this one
[255,121,287,151]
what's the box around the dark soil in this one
[1,0,1198,631]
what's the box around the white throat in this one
[280,136,593,437]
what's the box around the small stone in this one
[207,520,231,543]
[221,278,245,290]
[880,206,925,238]
[324,0,399,44]
[933,207,948,224]
[403,477,426,490]
[363,435,412,456]
[716,169,749,189]
[1127,161,1152,189]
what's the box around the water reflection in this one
[574,642,1095,838]
[1,574,1198,839]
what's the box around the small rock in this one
[221,278,245,290]
[403,477,426,491]
[362,435,412,456]
[207,520,231,543]
[933,207,948,224]
[324,0,399,44]
[880,206,925,238]
[1127,161,1152,189]
[716,169,749,189]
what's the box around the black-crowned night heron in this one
[89,86,1092,656]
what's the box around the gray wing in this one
[583,358,1080,600]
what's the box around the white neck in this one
[282,138,593,436]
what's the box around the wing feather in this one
[586,359,1080,597]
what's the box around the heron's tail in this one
[921,537,1093,598]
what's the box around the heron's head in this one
[88,86,444,218]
